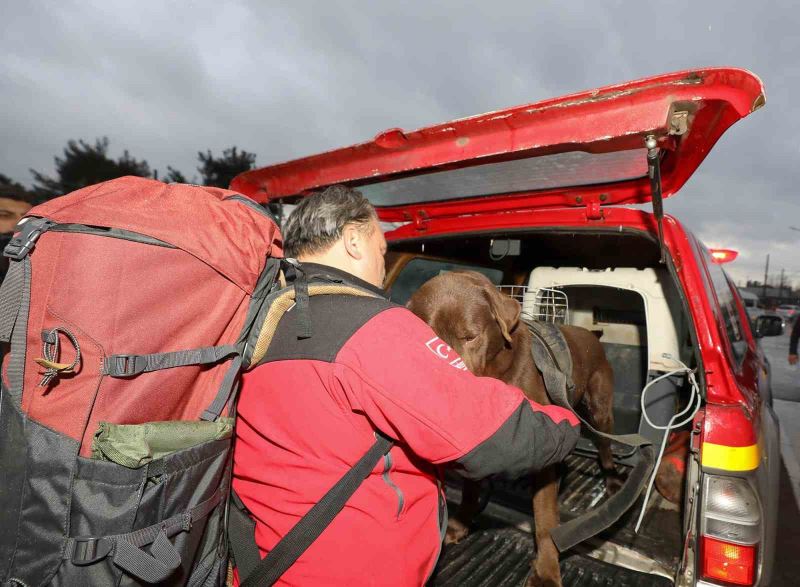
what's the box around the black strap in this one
[524,320,655,552]
[526,321,651,448]
[551,445,656,552]
[64,486,225,582]
[228,492,261,579]
[0,257,32,406]
[201,354,243,421]
[234,432,394,587]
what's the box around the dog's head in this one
[407,271,521,376]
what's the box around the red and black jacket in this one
[232,264,580,586]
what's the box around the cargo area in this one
[386,229,698,586]
[432,453,680,586]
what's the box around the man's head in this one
[0,197,32,235]
[282,185,387,288]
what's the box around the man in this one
[0,195,33,280]
[232,185,580,586]
[789,314,799,365]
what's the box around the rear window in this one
[358,148,648,207]
[389,258,503,306]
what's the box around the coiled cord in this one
[634,356,701,533]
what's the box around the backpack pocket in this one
[53,433,231,586]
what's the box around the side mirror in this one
[755,315,784,337]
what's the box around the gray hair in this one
[282,185,377,258]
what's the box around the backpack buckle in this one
[4,218,55,260]
[110,354,146,377]
[71,537,113,565]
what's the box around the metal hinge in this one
[669,111,689,136]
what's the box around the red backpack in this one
[0,177,282,586]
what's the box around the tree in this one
[164,166,188,184]
[0,173,39,205]
[197,146,255,188]
[30,137,151,199]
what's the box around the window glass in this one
[705,253,747,363]
[389,258,503,306]
[358,149,648,206]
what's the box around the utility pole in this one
[780,268,786,301]
[763,254,769,299]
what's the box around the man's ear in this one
[342,223,363,260]
[487,287,521,345]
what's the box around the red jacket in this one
[232,264,579,586]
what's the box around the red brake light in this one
[710,248,739,264]
[702,536,757,585]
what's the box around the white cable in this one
[634,357,701,533]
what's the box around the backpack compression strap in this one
[524,319,656,553]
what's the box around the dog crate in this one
[524,267,692,457]
[496,285,569,324]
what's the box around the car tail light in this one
[702,536,757,585]
[700,475,761,585]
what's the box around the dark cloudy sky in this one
[2,1,798,285]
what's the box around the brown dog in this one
[408,271,622,587]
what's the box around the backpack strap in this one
[0,256,32,407]
[231,432,394,587]
[200,354,243,422]
[249,282,381,366]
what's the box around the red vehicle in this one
[232,68,781,587]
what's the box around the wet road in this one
[760,327,800,586]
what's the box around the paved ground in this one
[760,330,800,502]
[759,329,800,585]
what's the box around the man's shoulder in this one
[255,291,402,365]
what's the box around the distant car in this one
[754,311,786,333]
[776,304,800,323]
[739,290,763,321]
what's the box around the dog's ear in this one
[487,287,521,345]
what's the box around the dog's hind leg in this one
[446,479,482,544]
[527,465,562,587]
[585,365,624,494]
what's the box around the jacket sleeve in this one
[790,316,800,355]
[334,307,580,479]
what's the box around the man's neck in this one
[296,258,386,297]
[297,253,352,276]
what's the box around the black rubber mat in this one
[443,453,683,576]
[431,527,673,587]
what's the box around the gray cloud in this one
[2,0,798,285]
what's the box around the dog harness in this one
[524,319,656,552]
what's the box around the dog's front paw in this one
[524,570,562,587]
[444,518,470,545]
[604,472,625,495]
